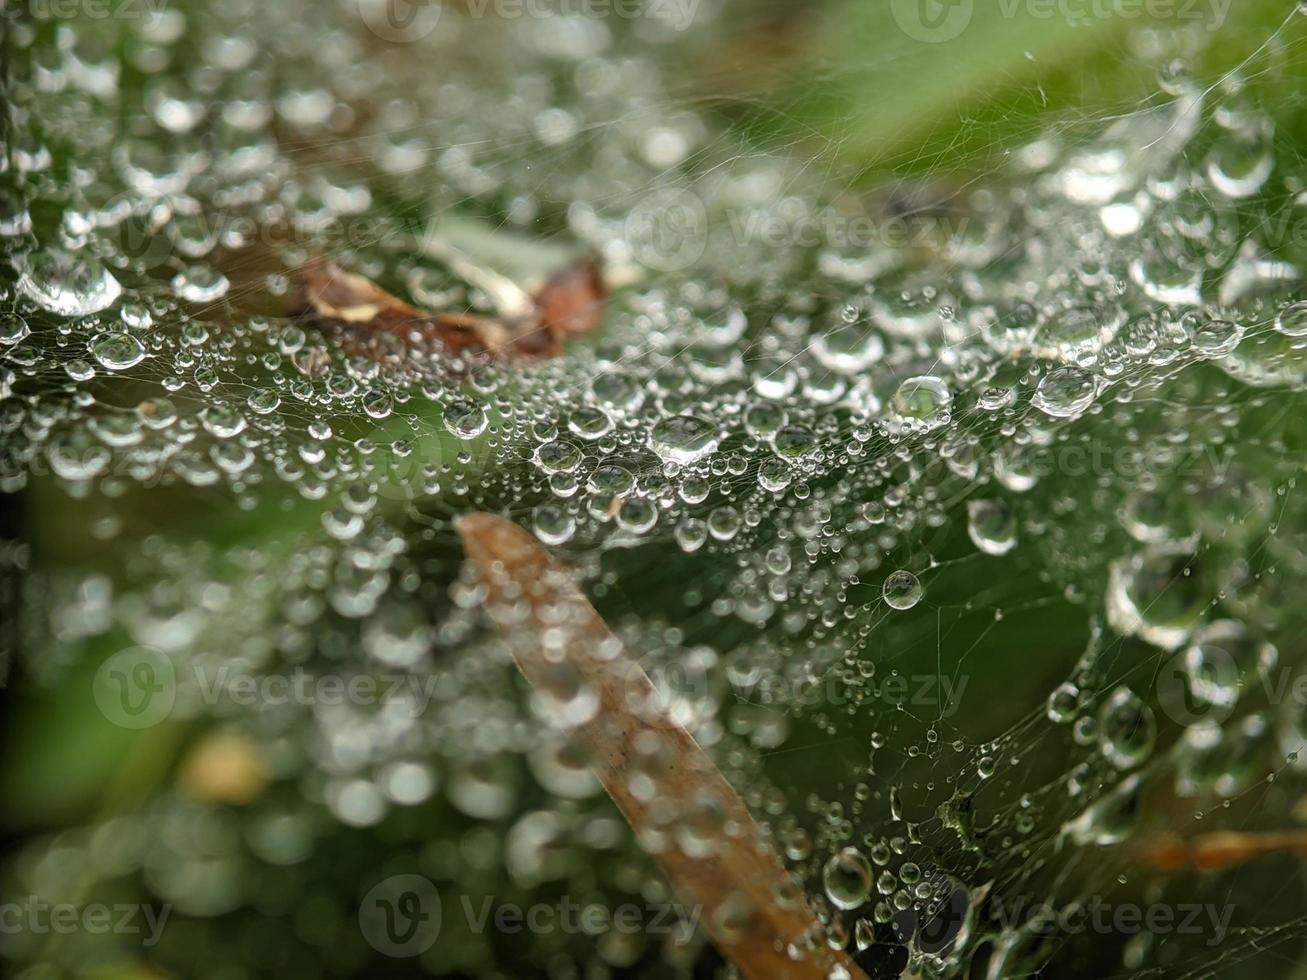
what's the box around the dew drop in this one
[445,399,489,440]
[1032,366,1098,418]
[91,332,146,371]
[883,570,923,611]
[650,414,719,465]
[18,250,121,316]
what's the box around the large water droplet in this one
[444,399,489,440]
[883,570,923,610]
[1032,366,1098,418]
[1106,544,1206,649]
[1275,300,1307,338]
[966,499,1017,555]
[812,322,884,373]
[91,332,147,371]
[887,376,952,434]
[1097,687,1156,769]
[650,415,719,465]
[18,250,121,316]
[823,847,873,910]
[172,264,230,303]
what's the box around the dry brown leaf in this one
[532,257,606,339]
[292,255,605,361]
[455,512,868,980]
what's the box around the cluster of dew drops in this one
[7,1,1307,977]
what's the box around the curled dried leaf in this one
[455,512,868,980]
[533,257,606,339]
[292,255,605,362]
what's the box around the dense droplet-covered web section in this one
[6,1,1307,978]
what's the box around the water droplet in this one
[534,441,582,474]
[1107,544,1206,649]
[966,499,1017,555]
[883,570,923,611]
[887,376,952,434]
[1032,366,1098,418]
[1189,318,1243,356]
[18,250,121,316]
[771,424,817,459]
[445,399,489,440]
[91,332,146,371]
[1275,300,1307,338]
[813,321,884,373]
[533,505,576,546]
[823,847,873,910]
[172,264,230,303]
[0,314,31,345]
[1097,687,1156,769]
[1207,121,1275,199]
[567,406,613,440]
[758,458,792,492]
[650,415,719,465]
[1047,682,1080,723]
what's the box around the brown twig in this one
[1132,829,1307,873]
[455,512,869,980]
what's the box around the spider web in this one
[5,1,1307,978]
